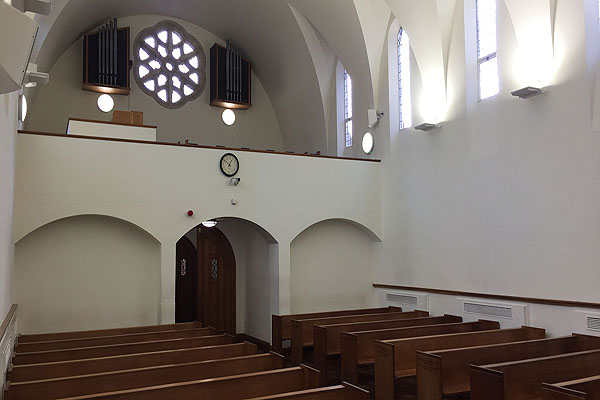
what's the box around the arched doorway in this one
[175,226,236,334]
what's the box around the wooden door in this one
[197,227,236,334]
[175,237,198,323]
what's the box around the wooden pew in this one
[57,365,321,400]
[15,327,218,353]
[341,319,499,385]
[416,334,600,400]
[12,334,233,365]
[291,310,428,365]
[272,307,401,354]
[469,349,600,400]
[543,376,600,400]
[244,383,370,400]
[18,321,203,343]
[4,352,285,400]
[8,342,257,382]
[313,314,462,383]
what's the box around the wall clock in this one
[220,153,239,177]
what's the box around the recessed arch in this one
[14,214,161,333]
[15,213,160,245]
[291,217,382,244]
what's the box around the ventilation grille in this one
[588,316,600,332]
[386,293,418,306]
[464,302,513,319]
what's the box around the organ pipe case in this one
[83,20,130,95]
[210,42,251,110]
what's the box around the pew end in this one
[374,340,395,400]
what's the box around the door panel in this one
[197,227,236,334]
[175,237,197,323]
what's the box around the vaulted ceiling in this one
[30,0,379,153]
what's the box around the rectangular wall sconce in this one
[415,123,442,132]
[511,86,546,99]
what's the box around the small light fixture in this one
[362,132,374,154]
[222,109,236,126]
[201,220,218,228]
[18,94,27,122]
[511,86,546,99]
[415,122,441,132]
[97,94,114,113]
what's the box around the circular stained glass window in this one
[133,21,206,109]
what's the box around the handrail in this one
[18,130,381,163]
[373,284,600,309]
[0,304,17,341]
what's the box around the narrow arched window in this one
[477,0,499,100]
[344,70,353,147]
[398,28,412,129]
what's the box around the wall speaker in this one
[0,1,39,94]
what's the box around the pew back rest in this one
[318,315,462,354]
[393,326,545,372]
[245,383,371,400]
[12,334,234,365]
[16,327,218,352]
[542,376,600,400]
[470,349,600,400]
[272,307,400,344]
[53,365,321,400]
[428,334,600,391]
[18,322,204,343]
[4,352,286,400]
[293,311,427,345]
[352,320,500,364]
[7,341,257,382]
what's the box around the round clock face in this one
[220,153,239,177]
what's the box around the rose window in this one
[133,21,206,108]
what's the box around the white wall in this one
[14,132,381,325]
[290,219,375,313]
[0,92,17,321]
[26,15,283,151]
[372,0,600,305]
[13,215,160,334]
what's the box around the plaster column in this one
[277,241,291,315]
[159,241,176,323]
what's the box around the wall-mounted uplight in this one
[18,94,27,122]
[511,86,546,100]
[201,220,218,228]
[362,132,374,154]
[97,94,114,113]
[222,109,236,126]
[414,122,441,132]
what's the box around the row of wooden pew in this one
[4,321,368,400]
[272,306,600,400]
